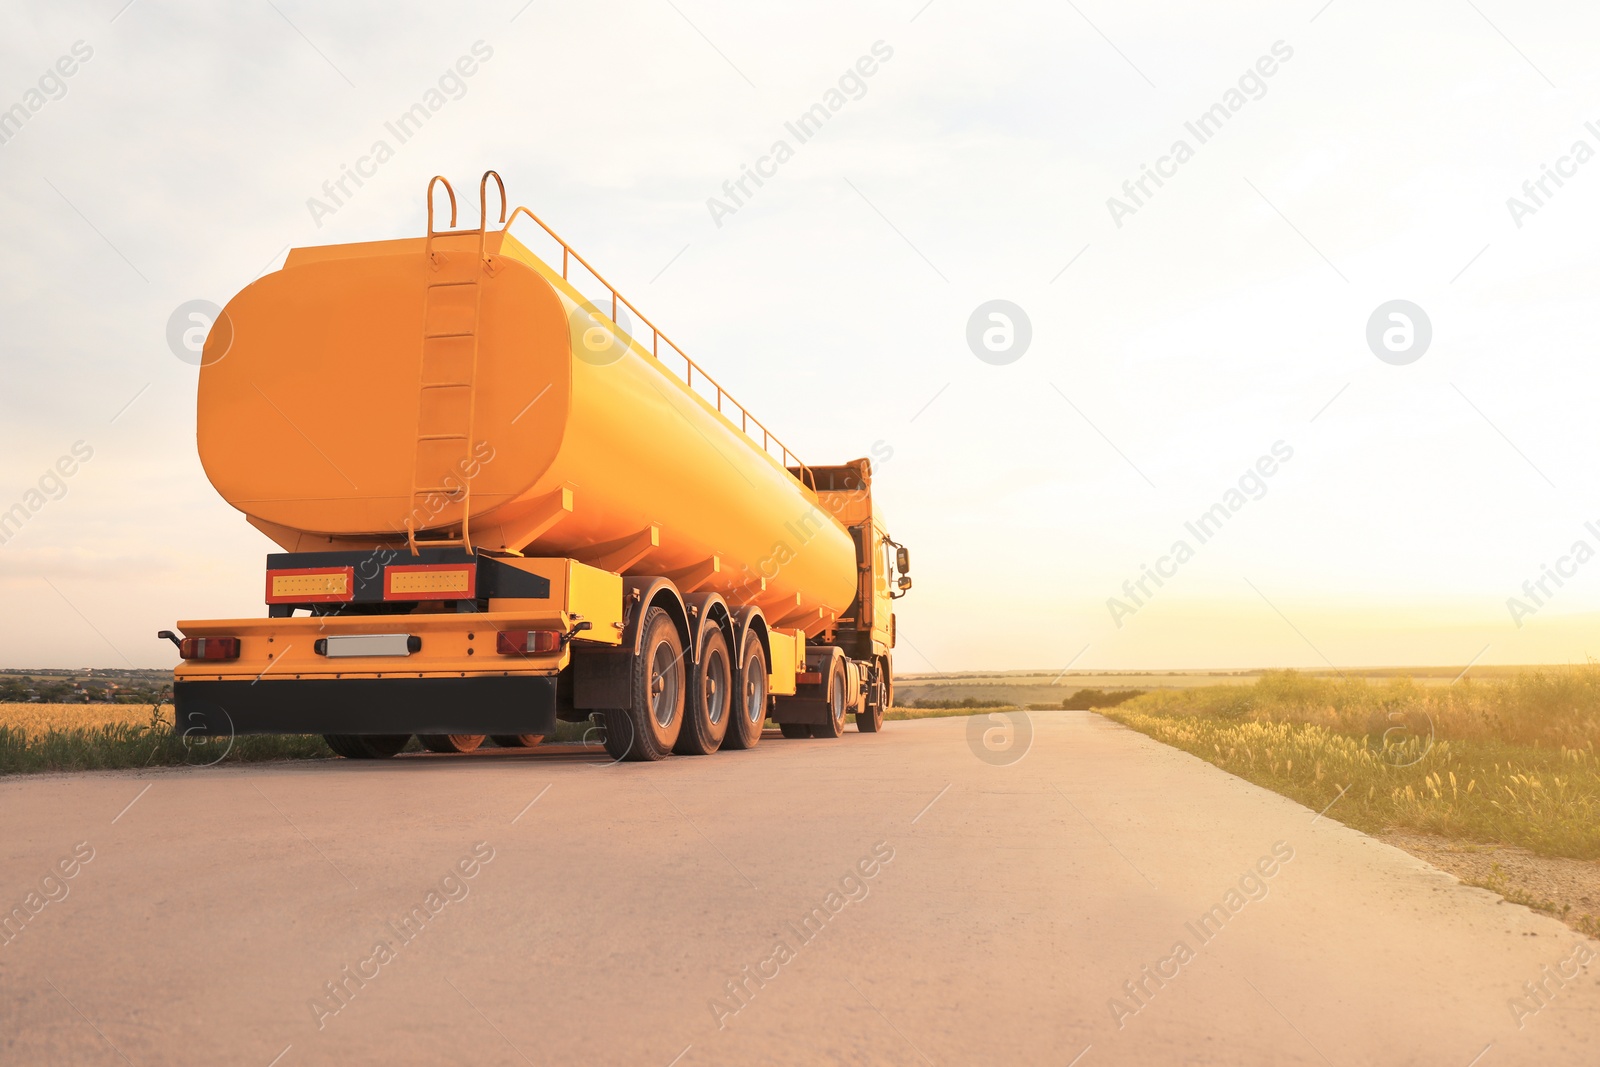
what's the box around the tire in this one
[857,668,886,733]
[810,658,849,739]
[324,734,411,759]
[675,627,731,755]
[490,734,546,748]
[420,734,486,753]
[323,734,360,758]
[724,630,768,750]
[779,723,811,739]
[601,606,686,762]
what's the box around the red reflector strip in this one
[496,630,563,655]
[384,564,477,601]
[796,671,823,685]
[179,637,241,661]
[266,566,355,604]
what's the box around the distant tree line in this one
[0,675,172,704]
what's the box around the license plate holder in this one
[316,634,420,658]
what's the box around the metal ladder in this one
[405,173,507,556]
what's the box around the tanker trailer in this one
[162,172,913,761]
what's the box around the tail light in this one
[385,564,476,601]
[266,566,354,605]
[497,630,563,655]
[179,637,241,661]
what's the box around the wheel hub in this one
[650,641,679,728]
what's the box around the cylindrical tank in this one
[197,228,856,628]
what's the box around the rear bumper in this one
[174,675,558,737]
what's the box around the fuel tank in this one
[196,212,856,631]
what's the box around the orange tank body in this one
[197,216,856,631]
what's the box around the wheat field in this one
[0,702,333,773]
[0,702,172,740]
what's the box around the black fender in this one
[731,605,771,669]
[804,643,844,674]
[619,576,691,658]
[682,592,735,662]
[803,644,866,715]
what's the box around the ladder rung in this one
[411,236,482,555]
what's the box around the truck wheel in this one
[420,734,486,753]
[602,606,685,762]
[675,627,730,755]
[324,734,411,759]
[323,734,359,758]
[857,673,886,733]
[779,723,811,739]
[724,631,768,750]
[491,735,546,748]
[810,659,849,738]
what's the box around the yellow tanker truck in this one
[162,172,912,761]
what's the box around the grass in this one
[0,701,174,739]
[1468,861,1600,938]
[1474,861,1559,915]
[1101,669,1600,860]
[0,705,333,775]
[1020,689,1146,711]
[886,704,1012,721]
[0,704,597,775]
[1115,668,1600,746]
[902,696,1013,710]
[1060,688,1144,710]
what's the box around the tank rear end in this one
[198,232,571,547]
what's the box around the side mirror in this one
[897,576,913,592]
[895,547,909,574]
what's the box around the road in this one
[2,710,1597,1066]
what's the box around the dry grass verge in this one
[1376,830,1600,939]
[1102,668,1600,936]
[885,704,1015,722]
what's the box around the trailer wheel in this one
[779,723,811,739]
[324,734,411,759]
[675,627,730,755]
[490,735,546,748]
[420,734,486,753]
[857,671,887,733]
[323,734,360,758]
[810,659,849,738]
[601,606,685,762]
[724,631,768,750]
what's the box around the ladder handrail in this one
[498,204,813,487]
[478,170,506,264]
[424,176,459,263]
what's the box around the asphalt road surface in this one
[2,711,1597,1066]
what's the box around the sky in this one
[2,0,1600,673]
